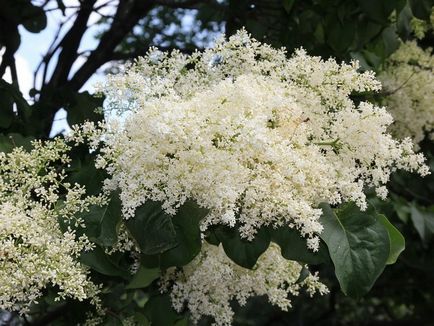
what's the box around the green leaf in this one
[350,52,373,71]
[159,201,208,268]
[214,226,270,269]
[409,0,432,20]
[66,91,104,126]
[356,21,382,48]
[377,214,405,265]
[410,204,434,244]
[327,18,355,53]
[134,312,150,325]
[80,246,128,279]
[381,26,400,57]
[126,266,160,289]
[361,49,382,69]
[67,152,107,196]
[270,226,329,265]
[319,203,390,297]
[0,133,33,153]
[174,318,190,326]
[125,201,178,255]
[397,4,413,39]
[82,192,122,247]
[356,0,393,24]
[392,195,411,223]
[144,294,184,326]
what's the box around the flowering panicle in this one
[161,242,328,326]
[379,41,434,148]
[0,139,103,313]
[80,30,429,251]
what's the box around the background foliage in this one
[0,0,433,325]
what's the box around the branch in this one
[33,15,71,91]
[46,0,96,88]
[9,55,19,87]
[0,22,20,79]
[69,0,155,90]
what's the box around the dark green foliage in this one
[125,201,178,255]
[80,246,129,279]
[270,225,329,265]
[320,203,391,297]
[210,225,271,269]
[129,200,207,268]
[81,192,122,247]
[144,294,186,326]
[157,201,208,268]
[66,91,105,126]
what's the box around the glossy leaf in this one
[214,225,270,269]
[80,246,129,279]
[270,226,329,265]
[125,201,178,255]
[126,266,160,289]
[159,201,208,268]
[319,203,390,297]
[82,192,122,247]
[377,214,405,264]
[66,91,104,126]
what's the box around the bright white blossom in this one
[0,139,103,313]
[379,41,434,147]
[161,242,328,326]
[74,30,429,252]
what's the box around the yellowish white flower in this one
[80,30,428,251]
[0,139,103,313]
[162,242,328,326]
[379,41,434,147]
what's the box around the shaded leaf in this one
[409,0,432,20]
[80,246,129,279]
[0,133,33,153]
[0,88,14,129]
[126,201,178,255]
[410,204,434,244]
[159,201,208,268]
[144,294,184,326]
[126,266,160,289]
[66,91,104,126]
[214,225,270,269]
[270,226,329,265]
[82,191,122,247]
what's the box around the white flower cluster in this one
[0,139,103,313]
[161,242,328,326]
[85,30,428,251]
[379,41,434,147]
